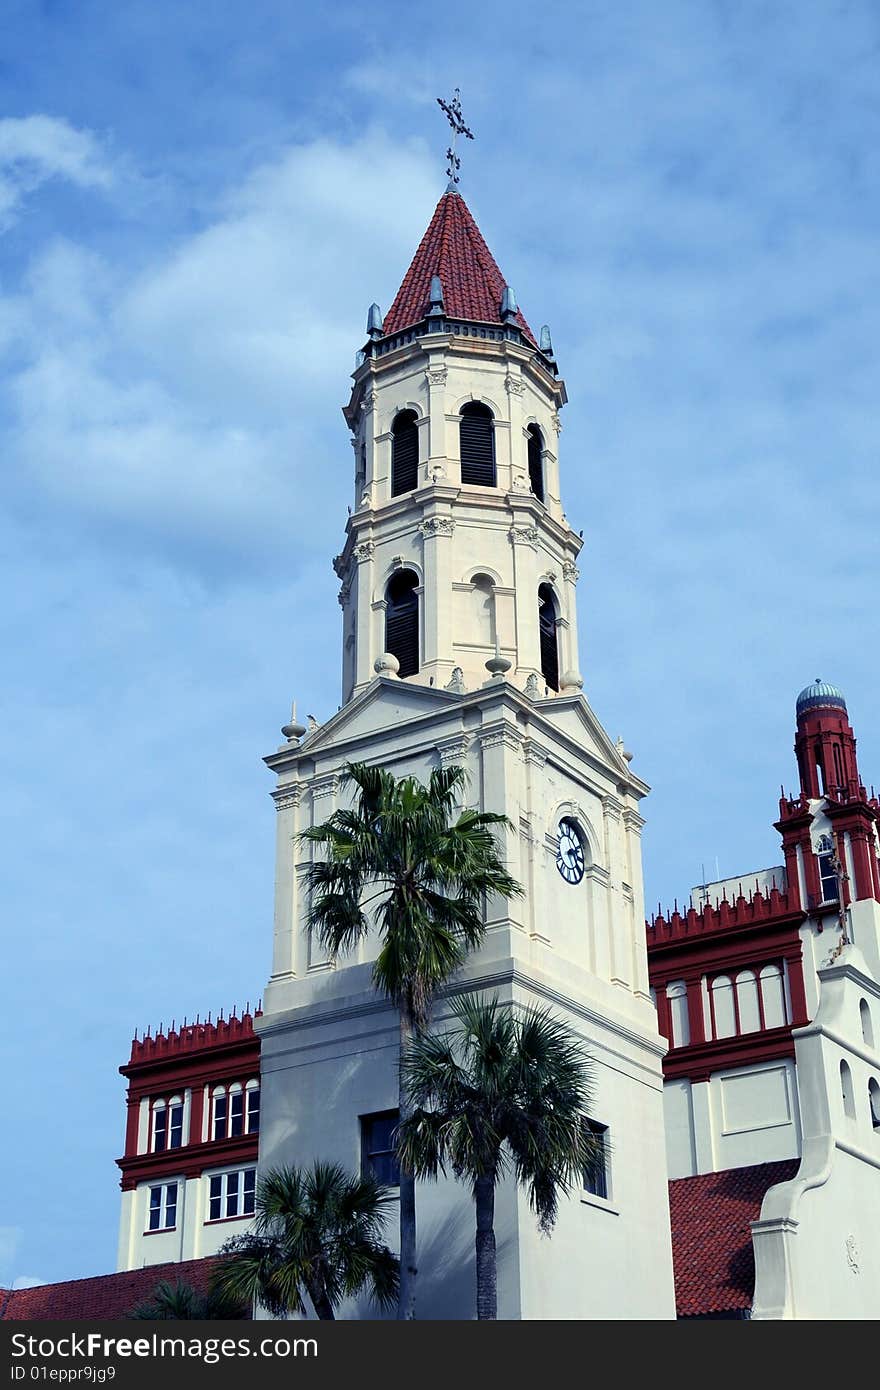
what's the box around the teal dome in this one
[796,678,847,716]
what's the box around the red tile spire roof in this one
[382,191,536,346]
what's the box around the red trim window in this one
[708,964,788,1040]
[151,1096,184,1152]
[211,1080,259,1141]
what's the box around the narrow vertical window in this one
[538,584,559,692]
[229,1086,244,1138]
[385,570,419,677]
[860,1000,874,1050]
[151,1102,167,1153]
[869,1079,880,1130]
[527,424,544,501]
[168,1098,184,1150]
[666,980,690,1048]
[816,835,837,902]
[582,1120,610,1200]
[735,970,761,1034]
[710,975,736,1039]
[212,1089,227,1142]
[361,1111,401,1186]
[246,1082,260,1134]
[459,402,496,486]
[391,410,419,496]
[760,965,787,1030]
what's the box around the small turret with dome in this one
[796,678,848,716]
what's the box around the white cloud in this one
[0,115,112,226]
[0,128,438,570]
[12,1275,45,1290]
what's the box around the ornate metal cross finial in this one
[437,87,474,188]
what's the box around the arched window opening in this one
[527,424,544,502]
[840,1060,855,1120]
[391,410,418,496]
[385,570,419,678]
[666,980,690,1049]
[710,975,736,1039]
[760,965,787,1030]
[815,745,827,795]
[459,402,496,487]
[735,970,761,1034]
[832,742,844,790]
[860,999,874,1051]
[869,1078,880,1130]
[538,584,559,692]
[471,572,496,646]
[816,834,838,903]
[151,1096,184,1153]
[211,1080,260,1141]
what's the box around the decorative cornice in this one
[311,775,339,801]
[272,786,302,812]
[623,808,645,835]
[417,516,455,538]
[602,794,624,821]
[522,739,547,767]
[479,725,525,754]
[508,524,539,547]
[436,735,471,766]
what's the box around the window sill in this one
[204,1214,255,1226]
[580,1192,619,1216]
[143,1227,177,1235]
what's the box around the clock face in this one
[556,818,585,884]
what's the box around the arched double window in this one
[527,424,544,501]
[385,570,419,677]
[538,584,559,692]
[211,1080,260,1141]
[151,1095,184,1152]
[391,410,418,496]
[815,834,838,903]
[459,402,496,486]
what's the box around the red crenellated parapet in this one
[646,883,798,945]
[125,1009,261,1067]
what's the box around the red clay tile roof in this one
[382,191,536,345]
[0,1258,218,1321]
[669,1160,799,1317]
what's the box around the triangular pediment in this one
[265,677,461,766]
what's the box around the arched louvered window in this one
[385,570,419,678]
[459,402,496,487]
[538,583,559,692]
[391,410,418,496]
[527,424,544,501]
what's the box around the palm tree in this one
[129,1277,247,1320]
[210,1161,398,1320]
[397,994,598,1320]
[301,761,521,1320]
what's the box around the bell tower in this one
[335,188,583,702]
[258,157,676,1320]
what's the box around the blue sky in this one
[1,0,878,1287]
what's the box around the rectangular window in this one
[206,1168,257,1223]
[229,1091,244,1138]
[212,1094,227,1141]
[169,1102,184,1150]
[246,1087,260,1135]
[152,1107,167,1153]
[147,1182,178,1231]
[361,1110,400,1186]
[582,1121,609,1201]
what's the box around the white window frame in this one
[211,1080,260,1141]
[206,1167,257,1223]
[147,1181,178,1232]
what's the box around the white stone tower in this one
[257,186,676,1320]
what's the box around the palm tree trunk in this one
[397,1011,418,1320]
[305,1279,336,1320]
[474,1175,497,1320]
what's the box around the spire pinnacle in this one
[437,87,474,190]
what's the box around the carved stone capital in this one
[551,410,562,434]
[360,390,378,413]
[508,524,539,547]
[504,374,525,396]
[602,794,624,821]
[479,725,525,755]
[353,540,375,562]
[311,774,339,801]
[272,786,302,812]
[522,739,547,767]
[623,808,645,835]
[436,735,470,767]
[417,516,455,539]
[425,366,448,387]
[562,560,580,583]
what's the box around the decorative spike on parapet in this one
[500,285,518,322]
[366,303,383,341]
[646,882,796,943]
[126,1006,263,1065]
[427,275,445,319]
[282,701,307,744]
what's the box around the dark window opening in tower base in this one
[385,570,420,677]
[538,583,559,692]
